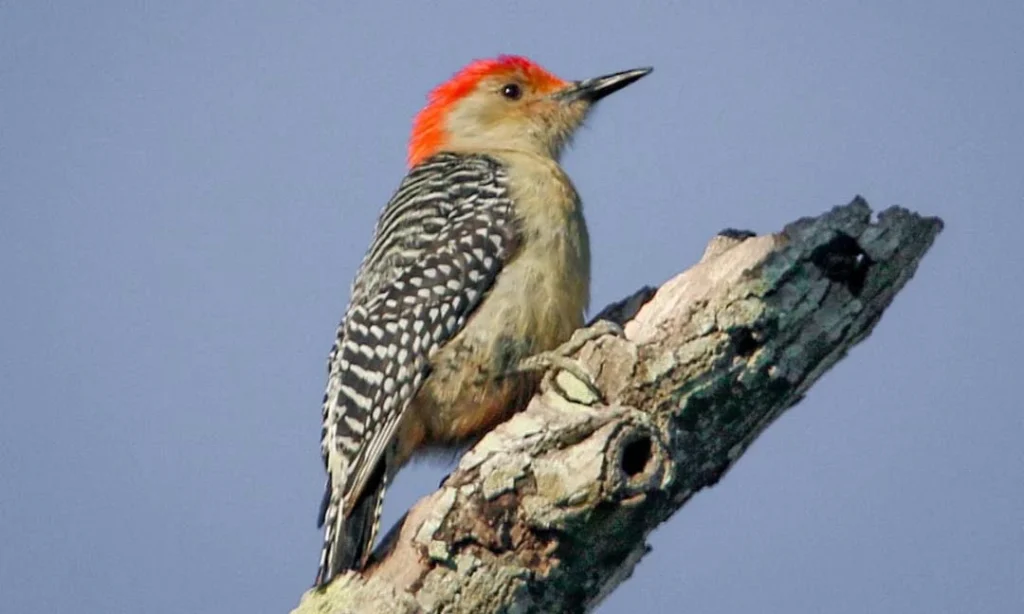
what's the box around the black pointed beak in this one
[555,67,653,103]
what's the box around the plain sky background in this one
[2,2,1021,613]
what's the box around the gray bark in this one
[291,197,943,614]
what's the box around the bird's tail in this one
[314,461,389,587]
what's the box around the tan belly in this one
[395,246,587,464]
[394,149,590,465]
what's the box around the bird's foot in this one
[516,320,623,404]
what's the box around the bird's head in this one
[408,55,652,167]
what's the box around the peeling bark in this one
[291,198,944,614]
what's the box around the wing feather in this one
[320,152,518,526]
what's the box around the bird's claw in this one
[517,319,622,404]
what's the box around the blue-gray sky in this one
[2,2,1021,613]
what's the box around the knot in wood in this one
[602,421,668,500]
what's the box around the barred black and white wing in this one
[316,153,518,585]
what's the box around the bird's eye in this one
[500,83,522,100]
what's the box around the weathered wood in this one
[292,197,943,614]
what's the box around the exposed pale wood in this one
[292,197,943,614]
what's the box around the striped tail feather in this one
[314,460,389,586]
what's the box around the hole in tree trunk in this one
[810,233,873,296]
[621,437,652,477]
[730,327,760,357]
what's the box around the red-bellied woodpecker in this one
[315,55,651,586]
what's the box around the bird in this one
[315,54,651,586]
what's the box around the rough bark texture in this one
[292,198,943,614]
